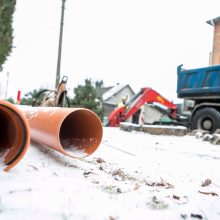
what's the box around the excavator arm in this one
[106,106,126,127]
[106,87,178,127]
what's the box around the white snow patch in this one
[62,138,98,157]
[1,127,220,219]
[0,148,10,164]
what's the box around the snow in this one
[1,127,220,219]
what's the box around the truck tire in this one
[191,107,220,133]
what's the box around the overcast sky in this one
[0,0,219,102]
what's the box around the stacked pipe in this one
[0,101,103,171]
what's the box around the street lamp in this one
[55,0,66,88]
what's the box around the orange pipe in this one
[20,107,103,158]
[0,100,30,171]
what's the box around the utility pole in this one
[55,0,66,88]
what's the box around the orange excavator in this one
[105,87,179,127]
[32,76,70,107]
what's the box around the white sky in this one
[0,0,219,101]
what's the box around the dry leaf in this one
[190,213,203,219]
[145,178,174,189]
[173,195,180,200]
[83,171,98,176]
[109,216,118,220]
[198,191,218,196]
[133,183,141,191]
[27,164,38,171]
[96,158,105,164]
[201,179,212,187]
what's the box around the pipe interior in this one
[60,110,102,157]
[0,105,26,166]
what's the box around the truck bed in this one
[177,64,220,99]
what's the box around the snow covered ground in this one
[1,127,220,220]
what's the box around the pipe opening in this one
[60,109,103,158]
[0,105,27,166]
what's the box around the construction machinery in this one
[32,76,70,107]
[105,87,180,127]
[177,64,220,133]
[106,63,220,134]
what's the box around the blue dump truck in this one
[177,64,220,133]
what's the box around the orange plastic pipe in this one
[0,100,30,171]
[20,106,103,158]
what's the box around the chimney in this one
[207,16,220,65]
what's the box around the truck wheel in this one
[191,107,220,133]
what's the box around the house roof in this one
[96,86,113,99]
[102,84,135,101]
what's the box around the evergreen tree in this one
[20,89,40,106]
[73,79,104,120]
[0,0,16,70]
[95,80,103,88]
[6,96,15,104]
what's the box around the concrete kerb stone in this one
[120,122,187,136]
[120,122,141,132]
[203,133,214,142]
[141,125,187,136]
[188,129,209,136]
[211,134,220,145]
[120,122,220,143]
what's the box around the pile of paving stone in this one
[189,129,220,145]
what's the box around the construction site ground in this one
[1,127,220,220]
